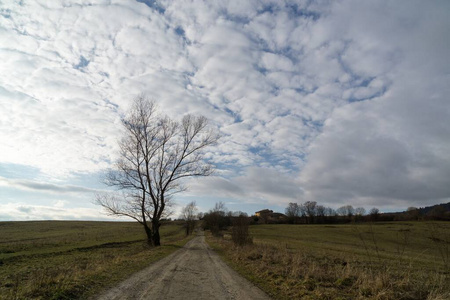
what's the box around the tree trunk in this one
[143,222,154,246]
[152,220,161,246]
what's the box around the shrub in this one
[231,215,253,246]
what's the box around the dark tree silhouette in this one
[182,201,198,236]
[96,96,218,246]
[285,202,301,223]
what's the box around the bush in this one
[231,215,253,246]
[202,211,231,236]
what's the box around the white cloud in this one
[0,202,114,221]
[0,0,449,219]
[298,0,450,209]
[300,90,450,208]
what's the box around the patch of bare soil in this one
[94,231,270,300]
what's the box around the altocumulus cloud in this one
[0,0,449,220]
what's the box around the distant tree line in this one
[284,201,450,224]
[201,202,450,237]
[284,201,380,224]
[387,204,450,221]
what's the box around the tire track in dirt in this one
[95,231,270,300]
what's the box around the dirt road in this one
[95,231,271,300]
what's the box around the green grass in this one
[206,221,450,300]
[0,221,190,300]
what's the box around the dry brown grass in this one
[207,223,450,300]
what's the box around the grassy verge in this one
[206,222,450,300]
[0,221,191,300]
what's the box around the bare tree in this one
[304,201,317,223]
[182,201,198,236]
[369,207,380,221]
[337,205,355,218]
[355,207,366,216]
[324,207,337,222]
[324,207,336,217]
[96,96,218,246]
[213,201,227,215]
[316,205,326,217]
[285,202,301,223]
[354,207,366,222]
[316,205,326,223]
[202,201,229,236]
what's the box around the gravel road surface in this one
[95,231,271,300]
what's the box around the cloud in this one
[0,0,191,176]
[236,167,303,203]
[0,0,449,218]
[0,202,114,221]
[300,83,450,209]
[188,176,245,199]
[298,1,450,209]
[0,176,99,194]
[17,205,35,213]
[1,0,376,181]
[187,166,302,205]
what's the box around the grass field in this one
[0,221,190,300]
[207,221,450,300]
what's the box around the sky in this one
[0,0,449,221]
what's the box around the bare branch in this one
[96,95,218,246]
